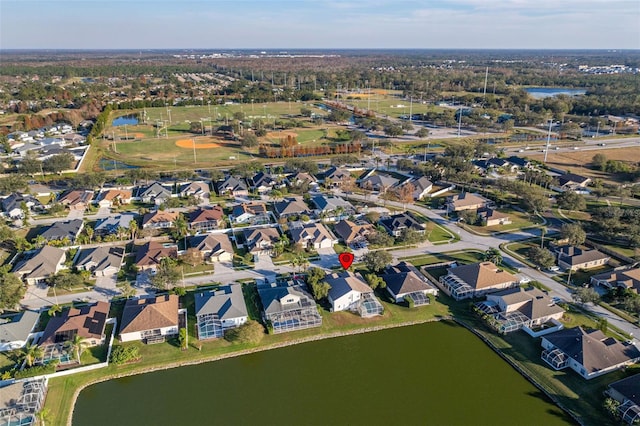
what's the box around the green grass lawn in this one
[556,266,612,287]
[464,209,543,233]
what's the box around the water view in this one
[98,158,138,171]
[112,115,139,126]
[73,322,573,426]
[525,87,587,99]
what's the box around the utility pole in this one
[457,108,462,137]
[482,66,489,103]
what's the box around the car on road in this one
[599,143,606,146]
[551,296,564,304]
[546,266,560,273]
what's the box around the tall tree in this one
[0,270,26,312]
[561,223,587,246]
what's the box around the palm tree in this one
[84,225,94,244]
[173,214,188,249]
[128,219,139,241]
[540,226,547,249]
[48,304,62,317]
[65,334,88,364]
[484,248,503,266]
[21,343,44,368]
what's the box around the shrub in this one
[224,320,265,344]
[15,361,58,378]
[109,345,141,365]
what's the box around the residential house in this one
[248,172,282,195]
[474,158,518,173]
[257,281,322,334]
[134,241,178,271]
[477,207,512,227]
[137,182,172,205]
[359,174,399,192]
[379,212,425,237]
[320,167,351,188]
[215,176,249,197]
[231,202,269,225]
[40,219,84,243]
[1,193,42,219]
[119,295,179,343]
[439,261,518,300]
[57,190,94,211]
[194,284,248,340]
[242,227,281,256]
[555,246,610,271]
[179,181,210,202]
[39,302,110,347]
[273,197,311,219]
[0,310,40,352]
[605,374,640,425]
[381,262,438,305]
[286,172,317,188]
[478,287,565,333]
[333,219,374,246]
[446,192,490,212]
[591,266,640,292]
[557,173,591,191]
[188,206,224,232]
[410,176,433,200]
[142,210,179,229]
[506,156,532,169]
[541,327,640,379]
[94,213,137,236]
[290,222,337,250]
[0,379,47,426]
[188,233,234,262]
[95,189,132,208]
[311,195,355,220]
[12,246,66,285]
[325,271,383,317]
[74,246,125,277]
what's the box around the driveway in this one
[313,247,338,270]
[94,274,120,299]
[66,208,85,219]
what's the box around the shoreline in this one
[66,317,447,426]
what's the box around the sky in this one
[1,0,639,50]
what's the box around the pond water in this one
[524,87,587,99]
[98,158,138,171]
[73,322,573,426]
[112,115,139,127]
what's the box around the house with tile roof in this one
[325,271,383,317]
[242,227,281,256]
[134,241,178,271]
[57,190,94,210]
[446,192,490,212]
[119,295,179,343]
[95,189,132,208]
[333,219,374,246]
[479,287,565,333]
[12,246,66,285]
[188,206,224,232]
[231,202,269,225]
[290,222,337,250]
[194,284,248,339]
[142,210,179,229]
[273,197,311,219]
[439,261,518,300]
[39,301,110,347]
[555,245,610,271]
[0,310,40,352]
[591,266,640,292]
[381,262,438,305]
[74,246,125,277]
[541,327,640,379]
[359,174,399,192]
[188,233,234,262]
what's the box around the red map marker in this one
[338,252,354,270]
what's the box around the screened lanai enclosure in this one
[0,379,47,426]
[357,293,384,317]
[196,313,223,340]
[618,401,640,425]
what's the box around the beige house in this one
[142,210,179,229]
[333,219,374,246]
[556,246,610,271]
[119,295,179,343]
[189,233,234,262]
[12,246,66,285]
[446,192,489,212]
[478,207,512,227]
[483,287,565,333]
[439,261,517,300]
[243,227,281,255]
[290,222,337,250]
[96,189,132,208]
[134,241,178,271]
[58,189,94,210]
[591,266,640,292]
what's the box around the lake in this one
[112,115,139,126]
[525,87,586,99]
[73,322,573,426]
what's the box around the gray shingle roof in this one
[75,246,125,273]
[195,284,248,320]
[0,310,40,345]
[40,219,84,241]
[326,271,372,300]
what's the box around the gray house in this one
[40,219,84,243]
[74,246,125,277]
[194,284,249,340]
[0,310,41,352]
[12,246,66,285]
[257,281,322,334]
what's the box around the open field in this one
[526,146,640,181]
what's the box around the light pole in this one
[544,119,553,163]
[207,101,211,115]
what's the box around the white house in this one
[325,271,383,317]
[119,295,180,343]
[194,284,249,339]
